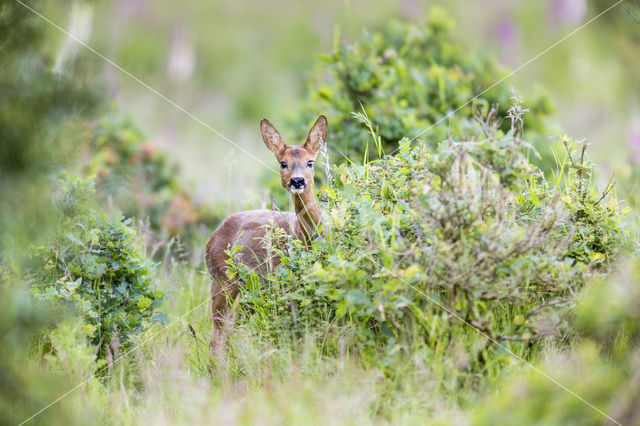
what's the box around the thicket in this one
[0,5,112,420]
[230,105,628,379]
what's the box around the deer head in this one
[260,115,327,195]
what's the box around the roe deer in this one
[205,115,327,343]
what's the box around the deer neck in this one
[292,187,323,244]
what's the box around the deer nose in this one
[290,177,305,189]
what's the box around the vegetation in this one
[30,173,166,358]
[0,281,100,424]
[474,258,640,425]
[0,3,99,178]
[80,112,221,252]
[1,2,638,425]
[292,9,554,163]
[0,1,100,253]
[231,103,627,380]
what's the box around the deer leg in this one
[210,279,223,344]
[210,278,239,352]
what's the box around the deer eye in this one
[280,161,287,169]
[307,161,314,168]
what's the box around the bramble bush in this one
[291,8,554,164]
[228,105,628,380]
[30,173,166,358]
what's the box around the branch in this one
[593,173,616,207]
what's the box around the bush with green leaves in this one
[228,108,627,379]
[291,8,554,163]
[30,173,165,357]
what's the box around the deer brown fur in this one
[205,115,327,345]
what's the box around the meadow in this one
[1,1,639,425]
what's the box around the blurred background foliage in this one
[26,0,639,216]
[0,281,101,424]
[290,11,553,163]
[1,0,639,424]
[79,112,222,251]
[474,258,640,425]
[0,0,101,254]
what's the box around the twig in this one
[593,173,616,207]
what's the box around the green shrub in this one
[229,107,627,378]
[31,173,165,357]
[554,136,630,267]
[291,8,553,164]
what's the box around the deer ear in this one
[304,115,327,155]
[261,118,286,155]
